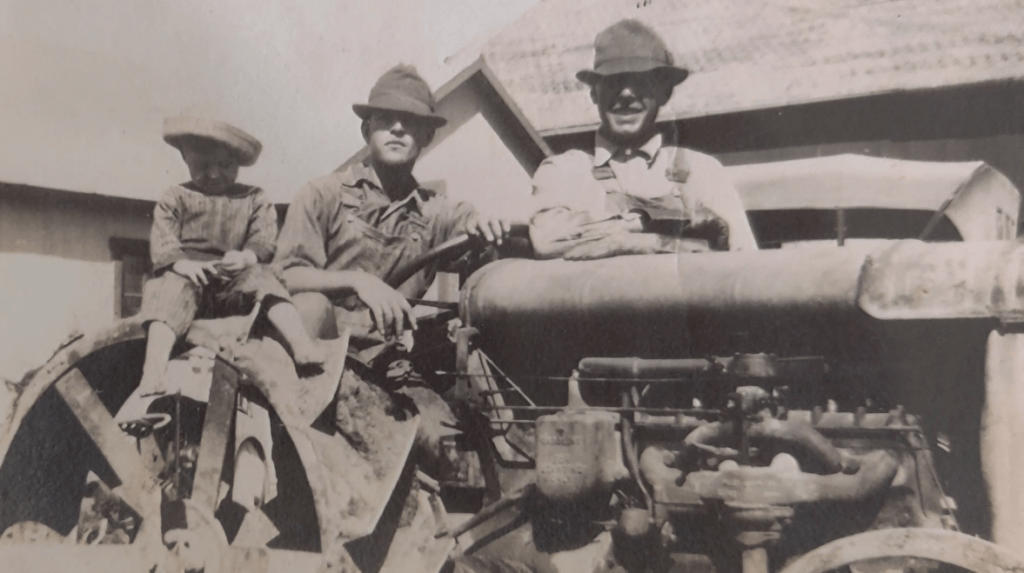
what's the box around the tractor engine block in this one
[520,355,958,568]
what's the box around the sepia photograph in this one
[3,1,1024,572]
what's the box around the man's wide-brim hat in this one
[163,116,263,167]
[576,19,690,87]
[353,64,448,128]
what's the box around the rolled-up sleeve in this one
[529,154,614,258]
[274,184,328,271]
[243,188,279,263]
[151,188,188,273]
[531,160,576,229]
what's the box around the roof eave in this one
[537,77,1024,138]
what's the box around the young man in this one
[529,19,758,260]
[275,64,508,346]
[118,116,325,425]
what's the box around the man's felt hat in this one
[576,19,690,87]
[352,65,447,128]
[163,116,263,167]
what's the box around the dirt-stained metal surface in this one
[0,520,64,544]
[349,477,456,573]
[222,335,420,569]
[53,368,162,521]
[460,249,868,329]
[186,317,423,549]
[0,319,146,467]
[982,330,1024,548]
[188,361,239,517]
[185,318,346,428]
[859,240,1024,321]
[0,317,430,572]
[463,240,1024,330]
[0,543,325,573]
[778,528,1024,573]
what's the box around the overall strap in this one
[593,160,639,214]
[592,156,628,214]
[591,163,621,193]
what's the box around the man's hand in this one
[172,259,223,286]
[349,273,417,338]
[464,213,511,246]
[219,250,259,276]
[563,233,710,261]
[686,207,731,252]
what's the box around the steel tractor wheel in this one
[777,528,1024,573]
[0,317,452,573]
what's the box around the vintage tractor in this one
[436,155,1024,573]
[3,153,1024,573]
[0,292,458,570]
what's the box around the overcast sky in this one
[0,0,537,202]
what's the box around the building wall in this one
[0,183,153,262]
[416,113,535,220]
[415,76,537,220]
[0,184,154,382]
[0,253,116,383]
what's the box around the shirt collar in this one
[342,160,385,191]
[593,132,664,167]
[341,161,425,217]
[381,188,425,220]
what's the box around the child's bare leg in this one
[116,321,175,425]
[266,301,327,366]
[139,321,176,394]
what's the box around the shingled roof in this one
[478,0,1024,135]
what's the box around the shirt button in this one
[411,233,420,242]
[624,149,633,156]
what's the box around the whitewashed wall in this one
[415,113,534,222]
[0,254,116,384]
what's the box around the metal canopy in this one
[727,154,1021,241]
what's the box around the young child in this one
[117,116,325,425]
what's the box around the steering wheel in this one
[385,234,474,290]
[385,224,531,290]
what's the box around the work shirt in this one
[274,161,476,300]
[150,183,278,273]
[531,133,758,252]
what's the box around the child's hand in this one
[172,259,222,286]
[219,250,258,275]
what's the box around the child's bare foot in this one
[114,373,166,429]
[136,370,171,398]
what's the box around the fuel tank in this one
[463,240,1022,377]
[461,240,1024,364]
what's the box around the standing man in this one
[529,19,758,260]
[275,64,508,346]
